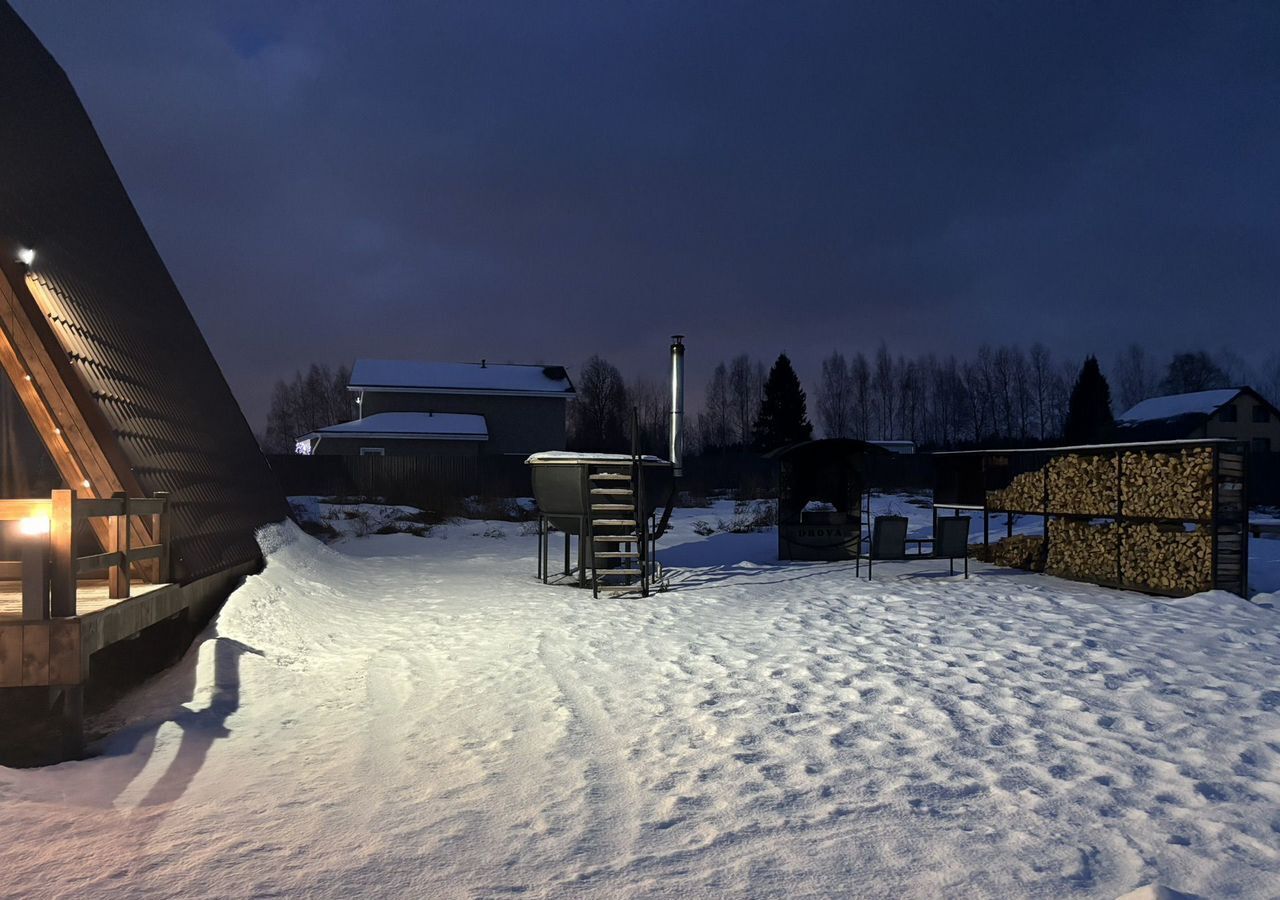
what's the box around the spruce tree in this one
[752,353,813,451]
[1062,355,1115,444]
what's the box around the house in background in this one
[298,358,575,459]
[1115,386,1280,452]
[297,412,488,457]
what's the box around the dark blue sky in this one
[13,1,1280,426]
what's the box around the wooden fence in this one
[267,454,533,509]
[0,490,170,619]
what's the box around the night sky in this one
[12,1,1280,428]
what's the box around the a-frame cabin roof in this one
[0,4,287,582]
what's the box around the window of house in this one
[359,447,385,457]
[1219,404,1237,422]
[1253,405,1270,424]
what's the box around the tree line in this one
[260,345,1280,455]
[572,343,1280,456]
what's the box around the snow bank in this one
[1,501,1277,898]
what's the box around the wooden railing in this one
[0,489,170,619]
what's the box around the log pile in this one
[986,470,1044,512]
[971,535,1044,571]
[1046,519,1118,583]
[1047,454,1117,516]
[1120,523,1211,594]
[1120,448,1214,520]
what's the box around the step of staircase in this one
[591,503,635,512]
[590,488,634,496]
[593,551,640,558]
[595,584,645,594]
[592,518,636,526]
[597,568,642,576]
[592,534,639,542]
[588,472,631,481]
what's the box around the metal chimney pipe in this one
[669,335,685,477]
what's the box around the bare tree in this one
[629,376,669,456]
[873,342,895,439]
[1259,351,1280,407]
[816,351,853,438]
[264,362,353,452]
[850,352,872,440]
[1112,343,1158,413]
[729,355,763,446]
[700,361,733,450]
[1029,343,1054,441]
[569,355,630,451]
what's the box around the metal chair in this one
[933,515,971,578]
[866,515,908,578]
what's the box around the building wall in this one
[1204,394,1280,451]
[359,392,568,455]
[312,436,481,458]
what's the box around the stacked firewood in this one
[971,535,1044,571]
[1046,519,1119,583]
[1047,454,1118,516]
[1120,448,1214,520]
[1120,523,1211,594]
[986,470,1045,512]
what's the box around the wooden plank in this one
[76,551,125,574]
[0,561,21,579]
[20,622,50,686]
[73,498,126,519]
[0,498,52,520]
[127,545,162,562]
[129,498,166,516]
[0,625,21,687]
[48,620,81,685]
[109,494,129,600]
[49,489,75,617]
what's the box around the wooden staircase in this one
[588,410,665,598]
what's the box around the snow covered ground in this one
[2,497,1280,899]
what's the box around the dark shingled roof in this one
[0,4,287,581]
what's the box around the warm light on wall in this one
[19,516,50,536]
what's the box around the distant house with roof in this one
[297,359,575,459]
[1115,387,1280,452]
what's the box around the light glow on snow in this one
[1,496,1277,897]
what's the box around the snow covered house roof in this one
[349,359,575,397]
[1117,389,1243,424]
[526,451,668,464]
[304,413,488,442]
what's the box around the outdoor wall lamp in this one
[16,247,34,266]
[18,515,51,620]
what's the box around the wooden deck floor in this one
[0,580,168,619]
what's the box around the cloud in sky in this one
[12,1,1280,426]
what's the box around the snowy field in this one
[2,497,1280,899]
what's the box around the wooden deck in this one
[0,579,169,620]
[0,579,182,689]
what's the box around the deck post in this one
[49,489,76,618]
[155,492,171,583]
[21,529,50,620]
[109,492,130,600]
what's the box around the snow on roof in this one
[526,451,669,464]
[349,359,574,396]
[1117,389,1240,424]
[306,412,488,441]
